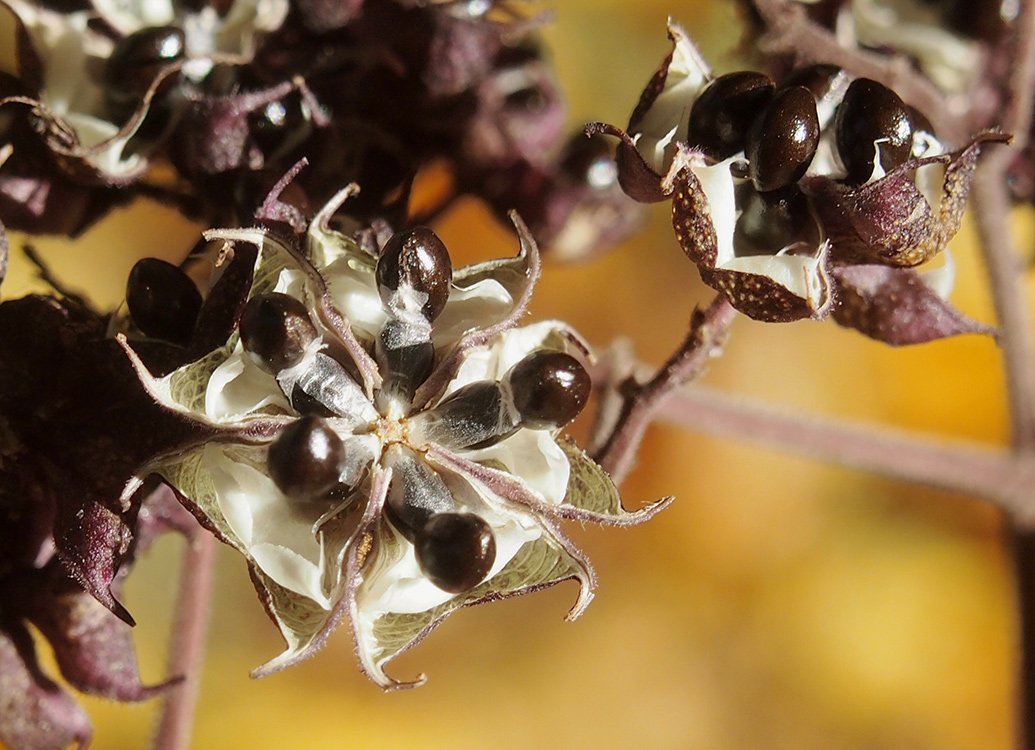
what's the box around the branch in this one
[658,384,1035,517]
[592,294,737,484]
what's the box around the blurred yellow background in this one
[2,1,1030,748]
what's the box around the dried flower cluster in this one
[0,0,1027,748]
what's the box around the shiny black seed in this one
[747,86,820,192]
[248,93,305,155]
[384,446,455,541]
[688,71,775,159]
[906,106,938,155]
[415,381,519,449]
[267,416,344,502]
[376,320,435,408]
[239,293,318,374]
[733,185,813,256]
[126,258,202,345]
[835,78,914,185]
[105,26,185,118]
[560,133,617,188]
[506,351,591,429]
[415,513,496,594]
[781,64,842,99]
[376,227,453,322]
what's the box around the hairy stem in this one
[593,294,737,484]
[153,532,217,750]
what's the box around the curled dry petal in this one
[27,584,178,701]
[803,132,1011,267]
[831,263,996,345]
[0,625,92,750]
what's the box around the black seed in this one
[248,93,305,155]
[506,351,591,429]
[907,106,935,139]
[733,185,813,256]
[267,416,344,502]
[835,78,914,185]
[376,320,435,408]
[747,86,820,192]
[415,513,496,594]
[126,258,202,344]
[560,133,617,189]
[414,381,519,449]
[780,64,842,100]
[376,227,452,322]
[105,26,185,118]
[239,293,318,374]
[384,446,455,541]
[688,71,775,159]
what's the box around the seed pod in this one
[835,78,914,185]
[239,293,318,374]
[126,258,202,345]
[506,351,591,429]
[688,71,775,159]
[376,227,453,323]
[105,26,185,118]
[746,86,820,192]
[733,185,813,256]
[267,416,345,502]
[415,512,497,594]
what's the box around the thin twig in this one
[152,532,217,750]
[592,294,737,484]
[657,384,1035,516]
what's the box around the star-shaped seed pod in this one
[118,183,670,688]
[0,0,288,187]
[590,22,1000,343]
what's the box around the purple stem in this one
[152,532,217,750]
[592,294,737,484]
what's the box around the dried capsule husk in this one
[585,22,712,202]
[670,146,832,322]
[803,131,1010,267]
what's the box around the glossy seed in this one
[248,94,304,155]
[733,185,813,256]
[415,513,496,594]
[105,26,185,115]
[384,445,455,541]
[410,381,519,449]
[239,293,318,374]
[376,227,453,322]
[688,71,775,159]
[506,351,591,429]
[126,258,202,344]
[746,86,820,192]
[267,416,345,502]
[835,78,914,185]
[781,64,842,100]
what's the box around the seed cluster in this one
[126,227,591,596]
[685,65,937,256]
